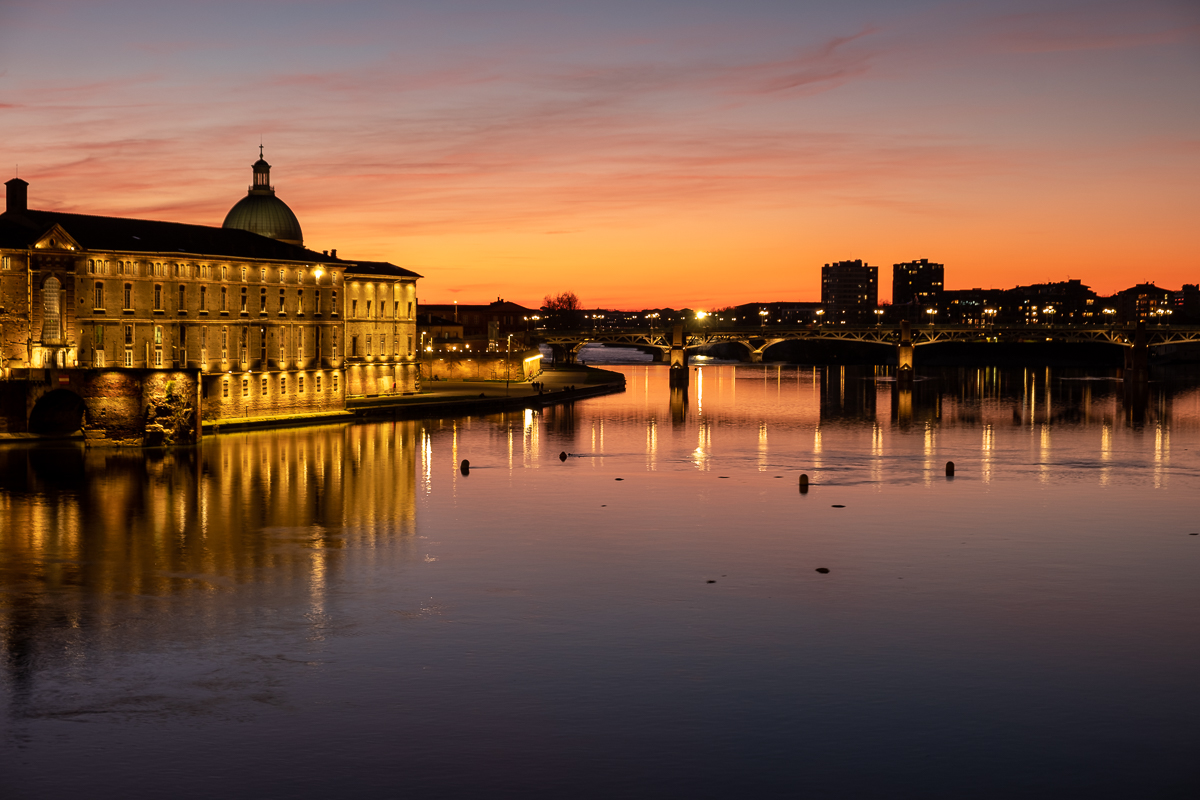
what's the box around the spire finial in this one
[259,143,264,159]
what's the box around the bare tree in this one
[543,291,581,312]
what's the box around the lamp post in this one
[506,333,512,396]
[759,309,768,330]
[926,307,937,327]
[984,308,996,330]
[1044,306,1056,327]
[874,308,884,327]
[816,308,825,326]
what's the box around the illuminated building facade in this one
[0,156,419,428]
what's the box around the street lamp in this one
[1044,306,1056,326]
[506,333,512,396]
[926,307,937,326]
[983,308,997,329]
[874,308,884,326]
[759,309,768,329]
[815,309,825,326]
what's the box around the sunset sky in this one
[2,0,1197,308]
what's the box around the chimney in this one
[5,178,28,214]
[331,248,337,258]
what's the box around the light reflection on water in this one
[2,364,1200,799]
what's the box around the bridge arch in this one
[29,388,86,435]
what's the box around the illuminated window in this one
[154,326,162,345]
[331,290,338,315]
[297,290,304,315]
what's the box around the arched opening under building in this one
[28,389,85,436]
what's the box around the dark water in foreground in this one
[2,365,1199,799]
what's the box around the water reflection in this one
[0,422,418,722]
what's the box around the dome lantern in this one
[222,147,304,247]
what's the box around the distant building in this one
[821,260,878,323]
[418,299,537,348]
[1115,283,1173,323]
[892,259,944,311]
[1173,284,1200,323]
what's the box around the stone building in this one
[0,154,419,435]
[820,259,878,323]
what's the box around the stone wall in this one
[200,369,345,423]
[419,350,542,383]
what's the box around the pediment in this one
[33,223,81,253]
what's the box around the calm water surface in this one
[2,364,1199,799]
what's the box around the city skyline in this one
[2,0,1197,309]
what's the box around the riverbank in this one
[202,365,625,433]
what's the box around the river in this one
[2,363,1199,798]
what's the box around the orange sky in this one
[2,0,1198,308]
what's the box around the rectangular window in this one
[407,334,413,354]
[89,259,96,275]
[281,376,287,395]
[408,301,413,318]
[393,335,399,355]
[366,335,372,355]
[154,284,162,310]
[297,290,304,315]
[279,269,285,284]
[394,301,399,318]
[279,289,285,313]
[200,285,207,312]
[259,326,267,362]
[221,265,227,281]
[94,323,104,351]
[124,325,133,345]
[241,267,247,282]
[299,376,305,393]
[123,283,132,310]
[333,373,338,392]
[220,287,228,313]
[94,281,104,310]
[315,375,322,393]
[222,380,229,399]
[366,301,372,318]
[352,299,358,318]
[154,326,162,345]
[3,255,11,270]
[351,335,359,357]
[260,289,267,313]
[260,268,267,282]
[262,376,269,395]
[242,378,249,397]
[154,348,163,367]
[332,290,338,315]
[179,284,186,312]
[240,287,247,313]
[124,348,132,367]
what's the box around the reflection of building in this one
[0,155,420,426]
[0,421,418,709]
[821,260,878,323]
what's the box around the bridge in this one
[543,322,1200,360]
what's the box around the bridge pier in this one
[669,324,689,387]
[749,350,763,364]
[896,320,914,384]
[1124,321,1149,381]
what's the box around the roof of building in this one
[339,259,422,279]
[221,153,305,245]
[222,193,304,246]
[0,208,337,263]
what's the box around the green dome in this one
[221,154,304,246]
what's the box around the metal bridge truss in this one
[541,326,1200,356]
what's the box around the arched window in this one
[41,276,62,344]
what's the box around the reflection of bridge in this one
[543,324,1200,363]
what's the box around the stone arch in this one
[28,388,86,436]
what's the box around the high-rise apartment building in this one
[821,260,878,322]
[892,259,944,310]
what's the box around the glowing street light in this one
[759,309,769,329]
[874,308,884,326]
[926,307,937,326]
